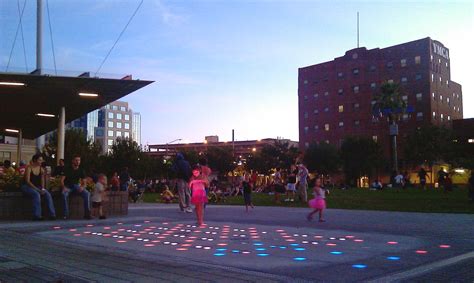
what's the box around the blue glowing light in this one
[216,248,227,252]
[352,264,367,269]
[387,256,400,261]
[256,248,266,251]
[270,245,277,248]
[213,253,226,256]
[293,257,307,261]
[290,243,299,247]
[279,246,287,249]
[253,243,263,246]
[294,248,306,251]
[330,251,343,255]
[257,253,269,257]
[232,250,240,253]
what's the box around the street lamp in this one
[166,138,182,158]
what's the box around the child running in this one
[91,174,107,219]
[307,178,326,222]
[242,173,254,212]
[189,165,209,226]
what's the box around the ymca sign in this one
[432,42,449,60]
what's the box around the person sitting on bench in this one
[61,155,92,220]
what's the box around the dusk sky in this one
[1,0,473,145]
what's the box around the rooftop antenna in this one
[357,11,359,48]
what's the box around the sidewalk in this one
[0,204,473,282]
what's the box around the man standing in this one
[297,163,309,203]
[61,155,91,219]
[418,167,428,190]
[172,153,192,213]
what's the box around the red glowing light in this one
[144,244,155,247]
[116,240,127,243]
[176,248,188,251]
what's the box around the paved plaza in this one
[0,204,473,282]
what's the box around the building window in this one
[124,132,130,138]
[339,121,344,127]
[440,113,444,122]
[439,77,442,83]
[324,124,330,131]
[304,126,309,134]
[353,103,360,110]
[337,72,343,78]
[116,122,122,129]
[354,120,360,126]
[324,91,329,96]
[338,105,344,113]
[116,131,122,137]
[352,53,358,59]
[353,86,360,93]
[448,115,451,121]
[313,93,319,98]
[108,139,114,146]
[305,142,309,148]
[386,62,393,68]
[304,95,308,101]
[120,106,126,111]
[108,112,114,119]
[415,74,422,81]
[338,88,343,95]
[125,123,130,129]
[432,111,436,119]
[401,77,408,84]
[125,114,130,120]
[370,82,376,89]
[431,74,434,82]
[416,112,423,121]
[432,92,436,100]
[369,65,376,72]
[401,59,407,67]
[314,125,319,131]
[372,135,378,142]
[447,97,450,105]
[314,109,319,114]
[415,93,422,102]
[108,121,113,128]
[468,139,474,144]
[352,68,359,75]
[112,105,118,110]
[108,130,113,137]
[402,95,408,102]
[303,80,308,84]
[440,95,443,102]
[415,56,421,64]
[117,113,122,120]
[304,112,308,119]
[324,107,329,112]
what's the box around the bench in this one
[0,191,128,220]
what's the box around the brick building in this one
[298,37,463,163]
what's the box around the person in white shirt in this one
[91,174,107,219]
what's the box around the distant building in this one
[68,101,141,154]
[298,37,463,162]
[147,137,298,159]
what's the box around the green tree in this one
[206,146,235,176]
[246,141,298,174]
[372,82,407,172]
[341,137,384,186]
[304,142,340,175]
[108,137,142,178]
[43,128,101,173]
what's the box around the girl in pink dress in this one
[189,166,209,226]
[307,178,326,222]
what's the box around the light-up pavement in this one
[38,219,459,280]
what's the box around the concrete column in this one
[57,107,65,165]
[16,129,23,163]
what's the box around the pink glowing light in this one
[144,244,155,247]
[116,240,127,243]
[314,236,323,239]
[144,220,151,223]
[439,245,451,248]
[345,235,355,239]
[118,229,125,231]
[102,234,111,237]
[326,243,337,246]
[181,244,192,247]
[83,231,92,234]
[176,248,188,251]
[276,229,285,232]
[185,240,194,242]
[286,239,296,242]
[126,237,135,240]
[52,226,61,230]
[162,222,169,225]
[73,234,81,237]
[354,239,364,242]
[217,243,228,246]
[111,231,119,234]
[387,241,398,245]
[152,240,160,243]
[416,250,428,254]
[69,229,77,232]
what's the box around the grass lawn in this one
[143,187,474,214]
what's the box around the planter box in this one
[0,191,128,220]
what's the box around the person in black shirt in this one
[242,173,254,212]
[60,155,91,219]
[119,167,130,191]
[53,159,65,177]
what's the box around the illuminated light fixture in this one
[352,264,367,269]
[439,244,451,248]
[78,92,99,97]
[252,147,257,152]
[454,168,465,173]
[36,113,56,118]
[5,128,19,133]
[294,257,307,261]
[0,81,25,86]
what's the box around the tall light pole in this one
[166,138,182,158]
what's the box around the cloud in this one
[152,0,187,26]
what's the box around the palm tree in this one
[372,82,407,172]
